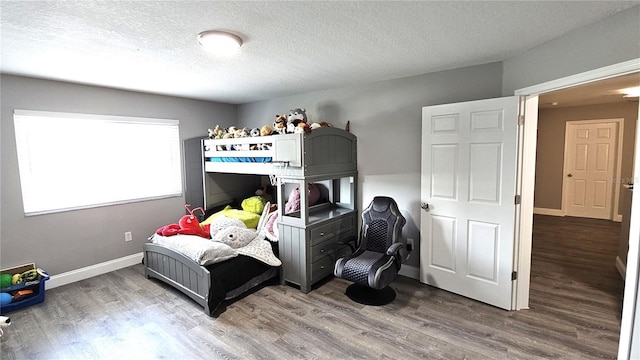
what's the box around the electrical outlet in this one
[407,238,414,251]
[124,231,133,242]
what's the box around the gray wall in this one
[2,5,638,278]
[0,75,236,274]
[238,62,504,268]
[535,102,638,211]
[502,6,640,95]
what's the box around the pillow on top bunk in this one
[200,205,261,229]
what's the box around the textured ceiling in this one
[1,1,638,104]
[540,72,640,109]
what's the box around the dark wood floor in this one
[0,215,624,359]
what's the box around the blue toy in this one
[0,292,12,306]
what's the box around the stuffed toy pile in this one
[207,107,335,140]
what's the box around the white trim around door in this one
[514,58,640,360]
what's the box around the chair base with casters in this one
[334,196,408,305]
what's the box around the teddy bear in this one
[260,124,273,136]
[273,114,287,134]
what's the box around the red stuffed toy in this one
[156,205,210,239]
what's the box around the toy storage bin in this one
[0,263,49,314]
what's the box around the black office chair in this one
[334,196,409,305]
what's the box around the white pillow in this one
[150,233,237,266]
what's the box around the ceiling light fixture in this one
[620,86,640,98]
[197,30,242,54]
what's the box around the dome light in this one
[197,30,242,54]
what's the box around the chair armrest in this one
[337,234,357,253]
[387,243,409,263]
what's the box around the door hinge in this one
[514,195,521,205]
[511,271,518,281]
[518,115,525,126]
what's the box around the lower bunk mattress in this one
[143,242,279,316]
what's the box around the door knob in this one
[567,174,573,177]
[421,202,430,211]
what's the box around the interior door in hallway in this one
[563,120,619,220]
[420,96,520,310]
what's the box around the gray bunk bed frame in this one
[143,127,357,314]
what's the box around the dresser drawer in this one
[311,238,341,263]
[336,216,355,234]
[310,223,335,245]
[310,255,334,283]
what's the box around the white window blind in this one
[14,110,182,216]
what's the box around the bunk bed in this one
[143,127,358,315]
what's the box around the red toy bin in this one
[0,263,50,314]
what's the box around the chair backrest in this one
[360,196,406,253]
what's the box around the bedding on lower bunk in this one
[146,200,281,314]
[205,241,279,312]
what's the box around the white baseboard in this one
[399,264,419,280]
[616,256,626,280]
[47,252,143,290]
[533,207,564,216]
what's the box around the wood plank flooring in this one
[0,215,624,359]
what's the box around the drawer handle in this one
[320,266,325,269]
[320,232,325,236]
[320,249,325,253]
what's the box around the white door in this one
[420,96,520,310]
[563,121,618,220]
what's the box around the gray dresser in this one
[277,173,358,293]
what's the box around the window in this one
[14,110,182,216]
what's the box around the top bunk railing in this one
[202,127,357,176]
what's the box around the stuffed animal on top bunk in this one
[287,108,310,134]
[310,121,333,130]
[208,125,224,139]
[260,124,273,137]
[273,114,288,135]
[156,204,210,239]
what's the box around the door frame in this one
[514,58,640,359]
[561,118,624,220]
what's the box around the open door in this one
[420,96,520,310]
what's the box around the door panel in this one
[563,121,617,219]
[420,96,519,310]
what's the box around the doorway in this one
[515,60,640,359]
